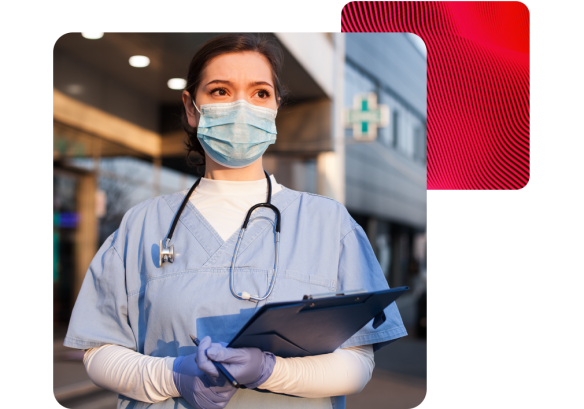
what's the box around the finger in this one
[196,337,219,377]
[206,345,248,364]
[210,341,226,351]
[205,344,230,362]
[200,336,212,349]
[197,355,219,378]
[197,336,212,363]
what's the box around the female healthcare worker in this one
[64,34,407,409]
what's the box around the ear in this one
[182,90,200,128]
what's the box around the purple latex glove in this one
[202,343,276,389]
[173,337,236,409]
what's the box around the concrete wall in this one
[346,141,426,229]
[275,33,335,98]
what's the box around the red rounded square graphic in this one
[342,2,530,190]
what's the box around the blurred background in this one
[53,32,427,409]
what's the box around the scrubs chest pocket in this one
[142,269,270,328]
[228,268,272,299]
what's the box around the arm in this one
[84,343,374,401]
[84,345,180,403]
[84,340,238,409]
[258,345,374,398]
[203,342,375,398]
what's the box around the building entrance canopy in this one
[54,33,336,170]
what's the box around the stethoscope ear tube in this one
[242,203,281,232]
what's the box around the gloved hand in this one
[172,336,237,409]
[202,341,276,389]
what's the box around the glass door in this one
[53,170,79,327]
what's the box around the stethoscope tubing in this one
[162,170,280,303]
[229,228,280,302]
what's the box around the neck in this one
[204,154,266,181]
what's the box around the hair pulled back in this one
[182,33,285,167]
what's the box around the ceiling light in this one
[167,78,187,90]
[66,84,83,95]
[129,55,150,68]
[81,32,104,40]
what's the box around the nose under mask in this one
[194,99,277,169]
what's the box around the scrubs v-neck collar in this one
[163,184,300,268]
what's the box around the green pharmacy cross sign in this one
[344,93,390,141]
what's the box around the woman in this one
[64,34,407,409]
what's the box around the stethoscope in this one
[159,170,281,303]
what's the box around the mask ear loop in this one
[192,98,202,115]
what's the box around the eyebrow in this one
[204,79,274,89]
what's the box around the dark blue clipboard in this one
[227,286,409,358]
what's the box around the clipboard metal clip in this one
[302,289,367,300]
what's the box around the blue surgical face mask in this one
[193,99,277,168]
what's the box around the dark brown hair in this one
[182,33,286,167]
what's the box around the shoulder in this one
[111,191,186,246]
[288,189,358,238]
[299,191,346,212]
[120,195,169,225]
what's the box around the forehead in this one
[201,51,273,83]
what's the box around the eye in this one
[210,87,228,96]
[257,89,271,99]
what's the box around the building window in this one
[414,126,427,164]
[417,127,428,165]
[392,110,400,149]
[422,127,427,163]
[53,121,202,328]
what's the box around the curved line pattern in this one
[341,1,530,190]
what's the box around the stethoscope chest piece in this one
[159,239,174,265]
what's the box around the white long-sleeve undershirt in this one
[84,344,374,403]
[84,345,180,403]
[260,345,375,398]
[189,174,283,241]
[83,175,375,403]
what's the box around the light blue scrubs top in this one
[65,186,407,409]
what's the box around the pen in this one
[189,334,241,388]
